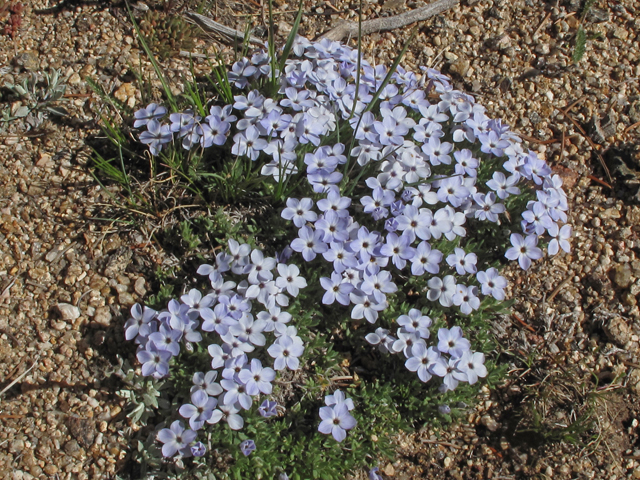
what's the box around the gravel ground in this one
[0,0,639,479]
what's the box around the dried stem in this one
[318,0,459,42]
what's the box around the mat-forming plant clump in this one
[122,35,570,478]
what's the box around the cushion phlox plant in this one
[122,33,571,478]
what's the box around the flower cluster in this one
[128,34,572,469]
[125,240,309,457]
[135,38,570,275]
[366,317,486,388]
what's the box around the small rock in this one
[481,415,499,431]
[450,58,470,77]
[93,306,112,326]
[134,277,146,296]
[603,315,631,346]
[278,21,292,36]
[43,465,58,475]
[68,73,81,84]
[529,111,542,125]
[384,463,395,476]
[12,471,34,480]
[27,185,44,195]
[444,51,458,61]
[113,82,137,108]
[613,27,628,41]
[443,457,452,468]
[55,303,80,321]
[118,291,135,305]
[631,259,640,277]
[535,43,550,55]
[16,51,39,71]
[599,208,621,219]
[36,153,53,167]
[10,439,24,453]
[628,369,640,396]
[611,263,633,288]
[64,440,80,455]
[622,292,637,306]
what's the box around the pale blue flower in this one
[410,241,442,276]
[476,268,507,300]
[452,284,480,315]
[139,119,172,156]
[124,303,157,341]
[281,197,317,228]
[505,233,543,270]
[240,439,256,456]
[191,442,206,457]
[134,103,167,128]
[396,309,431,339]
[238,358,276,395]
[437,326,470,358]
[318,403,356,442]
[275,263,307,297]
[179,390,217,430]
[157,420,196,457]
[405,343,439,382]
[350,293,386,324]
[137,342,172,377]
[191,370,223,397]
[325,389,355,411]
[290,226,328,262]
[446,248,477,275]
[548,224,571,255]
[258,399,278,418]
[320,271,353,305]
[454,350,487,385]
[426,275,456,307]
[268,335,304,370]
[208,403,244,430]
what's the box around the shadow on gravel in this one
[604,142,640,204]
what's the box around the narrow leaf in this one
[278,0,305,73]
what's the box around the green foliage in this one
[579,0,598,19]
[139,9,198,60]
[115,357,170,426]
[572,25,587,63]
[2,68,68,129]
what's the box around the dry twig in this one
[185,0,459,48]
[547,275,573,303]
[319,0,459,42]
[184,11,263,46]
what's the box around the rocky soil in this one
[0,0,639,479]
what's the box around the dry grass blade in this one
[558,98,613,184]
[0,357,40,397]
[184,11,263,46]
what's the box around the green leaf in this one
[572,25,587,63]
[14,106,30,117]
[278,0,305,74]
[45,105,68,116]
